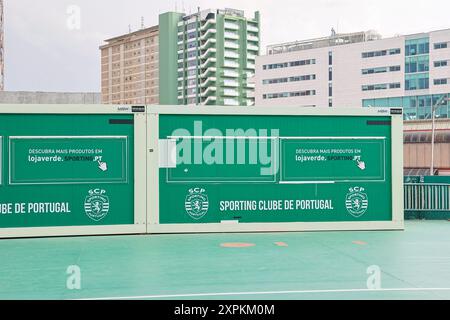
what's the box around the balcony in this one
[222,79,239,87]
[201,77,217,87]
[247,35,259,42]
[200,47,217,59]
[224,98,239,106]
[223,70,239,78]
[247,44,259,52]
[201,19,216,31]
[247,25,259,33]
[224,60,239,68]
[200,38,217,50]
[224,50,239,59]
[224,32,239,40]
[223,89,239,97]
[204,95,217,105]
[201,86,217,97]
[224,22,239,31]
[247,53,256,60]
[246,63,256,69]
[224,41,239,50]
[200,67,217,78]
[200,57,217,69]
[200,28,216,40]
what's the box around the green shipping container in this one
[148,106,404,233]
[0,105,147,238]
[0,105,403,238]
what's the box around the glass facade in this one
[405,73,429,90]
[405,55,429,73]
[363,94,450,120]
[405,38,429,56]
[405,37,430,91]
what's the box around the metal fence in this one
[404,183,450,211]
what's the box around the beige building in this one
[100,26,159,104]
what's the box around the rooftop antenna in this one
[141,16,144,29]
[182,1,185,13]
[128,24,132,33]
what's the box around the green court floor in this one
[0,221,449,300]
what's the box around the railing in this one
[404,183,450,211]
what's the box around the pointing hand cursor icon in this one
[357,160,366,170]
[98,161,108,172]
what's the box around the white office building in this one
[255,29,450,119]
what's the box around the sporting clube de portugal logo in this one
[345,186,369,218]
[84,189,110,221]
[185,188,209,220]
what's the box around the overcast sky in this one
[5,0,450,92]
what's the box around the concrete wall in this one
[0,91,101,104]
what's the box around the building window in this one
[187,22,197,30]
[328,99,333,107]
[389,48,401,55]
[362,67,386,74]
[361,66,400,74]
[405,56,429,73]
[262,74,316,84]
[328,83,332,97]
[362,48,400,58]
[263,59,315,70]
[328,51,332,65]
[362,82,401,91]
[405,74,429,90]
[187,31,197,40]
[406,38,429,56]
[328,67,332,81]
[263,90,316,99]
[434,78,448,85]
[434,42,448,50]
[434,60,448,67]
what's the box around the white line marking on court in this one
[76,287,450,300]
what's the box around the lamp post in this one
[430,94,449,175]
